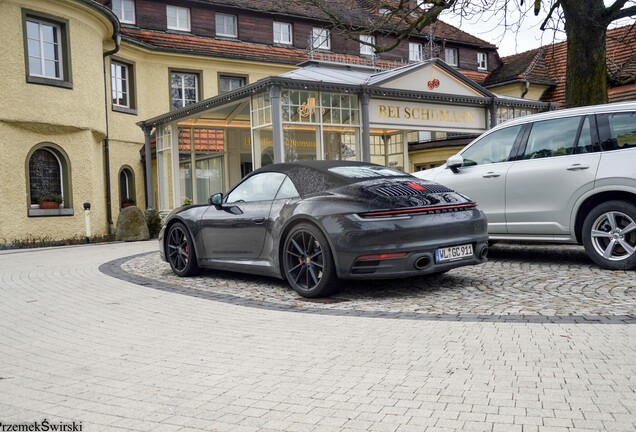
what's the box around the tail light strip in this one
[359,202,477,218]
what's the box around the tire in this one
[582,200,636,270]
[282,223,339,297]
[166,222,202,277]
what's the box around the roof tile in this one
[488,24,636,104]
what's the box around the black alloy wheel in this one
[283,223,338,297]
[582,200,636,270]
[166,222,202,276]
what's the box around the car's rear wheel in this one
[166,222,202,276]
[282,223,338,297]
[582,201,636,270]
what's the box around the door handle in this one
[251,217,265,224]
[482,172,501,178]
[566,164,590,171]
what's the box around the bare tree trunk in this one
[561,0,609,107]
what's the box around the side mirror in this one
[446,154,464,173]
[209,192,223,207]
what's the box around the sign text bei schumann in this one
[369,100,487,132]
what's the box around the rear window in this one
[329,166,407,178]
[600,111,636,151]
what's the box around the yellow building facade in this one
[0,0,295,245]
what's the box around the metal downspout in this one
[521,80,530,99]
[102,33,121,235]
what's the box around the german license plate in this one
[435,244,473,263]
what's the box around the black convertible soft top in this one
[249,161,412,197]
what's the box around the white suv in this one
[414,101,636,270]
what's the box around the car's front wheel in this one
[582,200,636,270]
[166,222,202,276]
[282,223,338,297]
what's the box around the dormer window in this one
[311,28,330,50]
[477,52,488,70]
[112,0,135,24]
[273,22,292,45]
[216,13,237,38]
[167,5,190,32]
[445,47,458,66]
[360,35,375,56]
[409,42,422,62]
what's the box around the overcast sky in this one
[439,1,635,58]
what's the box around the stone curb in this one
[100,252,636,324]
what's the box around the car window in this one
[226,172,286,203]
[329,166,406,178]
[522,116,581,159]
[600,111,636,151]
[274,176,300,200]
[461,125,522,167]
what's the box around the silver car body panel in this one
[414,101,636,244]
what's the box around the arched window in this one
[29,148,63,205]
[26,144,73,215]
[119,166,136,207]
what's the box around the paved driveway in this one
[0,241,635,431]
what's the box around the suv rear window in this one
[600,111,636,151]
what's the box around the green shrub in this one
[145,209,162,239]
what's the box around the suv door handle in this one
[566,164,590,171]
[482,172,501,178]
[251,217,265,224]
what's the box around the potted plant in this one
[38,193,63,209]
[121,198,136,208]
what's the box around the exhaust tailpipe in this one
[414,255,432,270]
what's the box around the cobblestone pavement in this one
[114,243,636,323]
[1,241,635,432]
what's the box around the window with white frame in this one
[167,5,190,31]
[170,71,199,110]
[477,52,488,70]
[273,22,292,45]
[25,17,64,81]
[112,0,135,24]
[409,42,422,62]
[360,35,375,56]
[445,47,458,66]
[216,13,237,38]
[111,60,133,108]
[312,28,330,50]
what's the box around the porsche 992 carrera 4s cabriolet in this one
[159,161,489,297]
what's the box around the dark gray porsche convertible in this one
[159,161,488,297]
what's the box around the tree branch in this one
[295,0,457,54]
[609,5,636,21]
[603,0,629,20]
[540,0,561,30]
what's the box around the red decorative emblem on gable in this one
[427,78,440,90]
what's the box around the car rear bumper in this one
[321,209,489,279]
[344,241,488,279]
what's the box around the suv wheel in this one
[582,200,636,270]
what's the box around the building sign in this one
[369,100,486,131]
